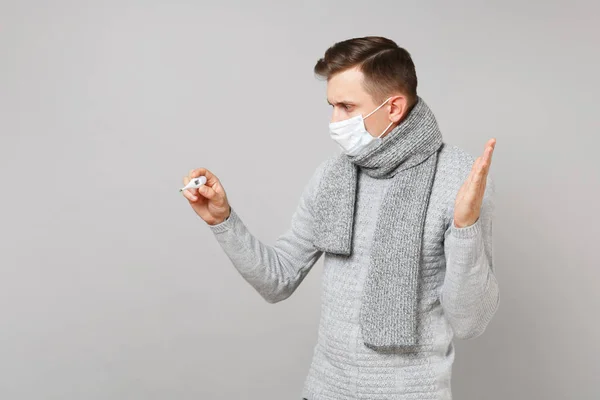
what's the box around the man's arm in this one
[206,161,328,303]
[440,174,499,339]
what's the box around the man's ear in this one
[390,95,409,123]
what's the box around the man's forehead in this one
[326,70,366,104]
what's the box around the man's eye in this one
[344,104,352,110]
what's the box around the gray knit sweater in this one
[208,142,499,400]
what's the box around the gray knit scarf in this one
[312,97,444,350]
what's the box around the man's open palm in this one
[453,138,496,228]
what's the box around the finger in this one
[480,146,493,194]
[186,187,200,198]
[190,167,220,188]
[456,157,478,203]
[485,148,493,168]
[196,183,218,200]
[482,140,494,165]
[183,176,200,197]
[480,150,490,168]
[478,144,494,199]
[465,157,481,190]
[182,189,198,202]
[468,157,487,202]
[461,157,482,203]
[190,167,227,202]
[478,172,489,203]
[187,169,203,195]
[478,139,495,175]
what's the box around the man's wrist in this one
[209,206,231,226]
[208,205,236,234]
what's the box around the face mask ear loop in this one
[364,96,394,120]
[378,120,395,138]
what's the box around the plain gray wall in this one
[1,1,598,399]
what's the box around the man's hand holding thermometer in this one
[181,168,231,225]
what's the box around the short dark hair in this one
[314,36,418,106]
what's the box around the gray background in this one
[1,0,598,399]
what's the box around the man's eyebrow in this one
[327,99,355,106]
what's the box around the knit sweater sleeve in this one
[440,174,500,340]
[206,161,327,303]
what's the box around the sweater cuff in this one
[450,217,482,239]
[447,217,485,270]
[208,206,237,234]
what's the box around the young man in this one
[182,36,498,400]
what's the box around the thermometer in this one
[179,176,207,192]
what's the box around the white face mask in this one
[329,96,394,156]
